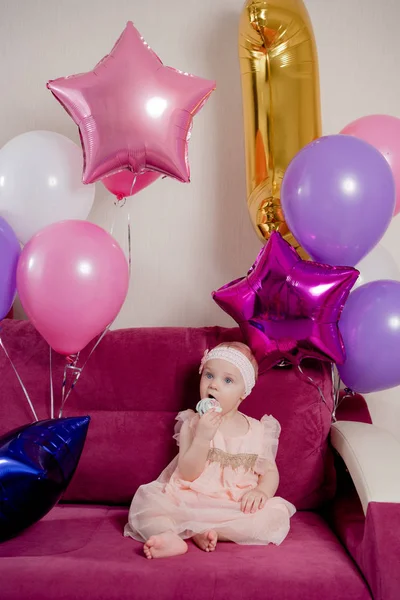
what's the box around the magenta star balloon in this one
[213,232,359,369]
[47,22,216,184]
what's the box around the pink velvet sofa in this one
[0,320,399,600]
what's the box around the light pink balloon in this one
[102,169,160,200]
[17,220,129,355]
[341,115,400,216]
[47,22,215,184]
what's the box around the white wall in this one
[2,0,400,436]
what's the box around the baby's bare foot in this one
[193,530,218,552]
[143,532,188,559]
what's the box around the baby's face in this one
[199,358,246,414]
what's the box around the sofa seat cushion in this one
[0,504,370,600]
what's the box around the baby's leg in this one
[141,517,188,560]
[144,532,188,559]
[192,530,218,552]
[215,532,230,542]
[192,529,234,552]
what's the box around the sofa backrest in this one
[0,320,336,510]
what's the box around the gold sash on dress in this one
[207,448,258,472]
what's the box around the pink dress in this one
[124,410,295,546]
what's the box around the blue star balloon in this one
[0,416,90,542]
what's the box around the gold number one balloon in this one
[239,0,321,257]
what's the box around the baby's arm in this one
[256,462,279,499]
[177,411,222,481]
[241,462,280,513]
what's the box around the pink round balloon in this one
[47,22,215,184]
[102,170,160,200]
[341,115,400,216]
[17,220,129,355]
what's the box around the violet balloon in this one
[47,22,215,184]
[213,232,359,369]
[281,135,395,266]
[338,280,400,393]
[17,220,129,355]
[0,218,20,320]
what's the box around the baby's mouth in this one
[208,393,216,400]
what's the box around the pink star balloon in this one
[213,232,359,369]
[47,22,216,184]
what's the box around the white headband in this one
[199,347,256,398]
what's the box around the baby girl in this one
[124,341,295,558]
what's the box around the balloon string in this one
[331,364,342,422]
[129,173,137,196]
[49,346,54,419]
[58,325,111,418]
[58,353,80,418]
[112,187,132,277]
[115,172,137,204]
[332,381,355,424]
[127,208,132,277]
[59,363,68,418]
[110,209,117,237]
[296,362,327,406]
[0,334,38,422]
[58,195,132,418]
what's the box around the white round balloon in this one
[0,131,95,244]
[354,244,400,290]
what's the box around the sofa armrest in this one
[330,420,400,514]
[329,421,400,600]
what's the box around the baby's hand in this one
[241,489,268,514]
[195,410,223,442]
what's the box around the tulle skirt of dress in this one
[124,479,296,546]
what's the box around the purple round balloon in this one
[0,217,20,320]
[338,280,400,393]
[281,135,395,266]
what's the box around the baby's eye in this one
[225,377,233,384]
[205,372,213,379]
